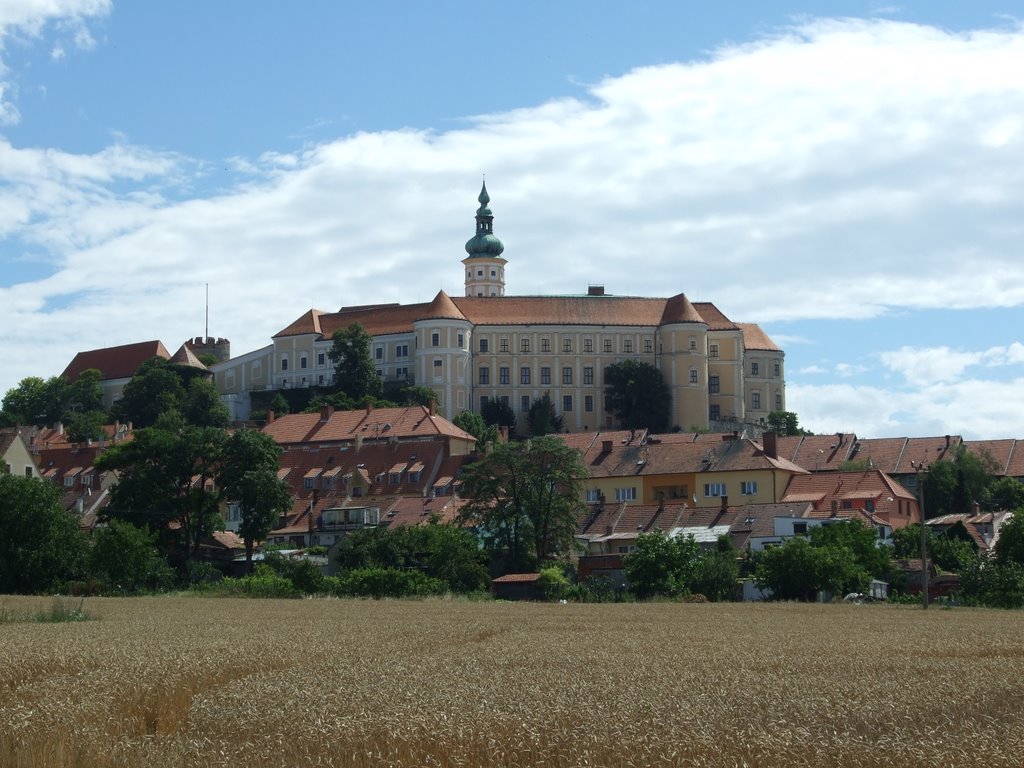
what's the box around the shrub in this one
[537,566,571,601]
[327,568,447,599]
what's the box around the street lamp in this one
[911,461,929,609]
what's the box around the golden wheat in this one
[0,596,1022,767]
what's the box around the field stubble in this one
[0,596,1022,767]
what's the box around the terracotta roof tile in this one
[263,405,476,447]
[62,340,171,382]
[737,323,781,352]
[418,291,469,322]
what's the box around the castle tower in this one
[656,293,710,430]
[462,181,507,297]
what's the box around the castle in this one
[210,183,785,432]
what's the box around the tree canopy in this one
[0,474,87,593]
[328,322,382,402]
[453,410,499,449]
[458,436,589,571]
[527,392,564,436]
[766,411,810,437]
[604,359,671,432]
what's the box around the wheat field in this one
[1,596,1022,767]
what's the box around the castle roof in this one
[417,291,469,322]
[62,340,171,382]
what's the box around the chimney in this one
[588,285,605,296]
[366,402,374,414]
[658,492,665,513]
[57,422,64,436]
[320,404,334,422]
[428,400,436,417]
[720,495,728,511]
[831,500,839,517]
[602,439,613,453]
[945,434,951,449]
[266,410,275,424]
[763,431,778,460]
[355,434,363,451]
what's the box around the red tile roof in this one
[62,340,171,382]
[263,405,476,447]
[782,470,918,527]
[737,323,781,352]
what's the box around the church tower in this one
[462,181,507,297]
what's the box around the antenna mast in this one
[205,283,209,340]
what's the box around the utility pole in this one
[912,461,929,609]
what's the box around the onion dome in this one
[464,181,505,258]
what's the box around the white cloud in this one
[799,365,828,375]
[4,15,1024,439]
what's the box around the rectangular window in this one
[374,348,382,361]
[520,338,530,353]
[396,367,408,379]
[500,338,509,352]
[541,338,550,352]
[520,367,531,385]
[623,339,633,353]
[689,337,696,350]
[457,332,464,348]
[584,338,593,353]
[63,475,75,488]
[773,362,780,377]
[397,344,409,358]
[741,481,758,495]
[431,332,440,347]
[615,487,637,502]
[709,375,720,394]
[281,356,289,371]
[689,369,698,384]
[562,395,573,412]
[776,392,783,410]
[298,354,307,369]
[583,367,593,385]
[479,367,489,385]
[752,392,761,410]
[709,343,719,358]
[479,338,488,353]
[433,359,443,372]
[584,395,594,412]
[541,367,551,385]
[317,352,325,366]
[499,367,510,385]
[499,395,510,407]
[521,395,530,412]
[704,483,727,497]
[643,338,653,353]
[563,339,572,352]
[562,367,572,385]
[793,522,808,535]
[710,404,720,420]
[603,339,613,353]
[752,362,759,376]
[586,488,601,502]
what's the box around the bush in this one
[265,554,325,594]
[959,560,1024,609]
[537,566,571,601]
[192,564,301,598]
[326,568,447,599]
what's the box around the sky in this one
[1,1,1024,439]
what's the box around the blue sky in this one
[2,1,1024,438]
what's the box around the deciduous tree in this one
[604,359,671,432]
[459,436,589,571]
[328,322,382,402]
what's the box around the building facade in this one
[211,184,786,431]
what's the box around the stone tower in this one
[462,181,507,297]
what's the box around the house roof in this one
[262,405,476,447]
[782,469,917,525]
[492,573,541,583]
[0,427,19,458]
[62,340,171,382]
[737,323,782,352]
[168,343,209,371]
[272,294,781,348]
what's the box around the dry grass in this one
[1,596,1022,767]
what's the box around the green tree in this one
[96,413,227,568]
[922,446,998,518]
[328,322,382,402]
[892,523,976,572]
[767,411,810,436]
[604,359,671,432]
[809,519,890,583]
[959,560,1024,609]
[623,530,700,599]
[481,399,516,431]
[89,520,174,593]
[221,429,293,570]
[458,436,589,571]
[181,377,231,427]
[527,392,564,436]
[986,477,1024,512]
[0,474,87,593]
[0,375,70,427]
[755,536,864,601]
[453,410,499,450]
[65,409,108,443]
[690,547,741,601]
[65,369,104,416]
[995,513,1024,567]
[112,357,186,428]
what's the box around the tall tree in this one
[453,410,499,449]
[527,393,564,436]
[221,429,293,570]
[767,410,810,436]
[0,474,87,593]
[922,446,998,518]
[96,412,226,567]
[604,359,671,432]
[481,399,516,431]
[112,357,186,428]
[458,436,589,570]
[182,377,231,427]
[0,375,71,427]
[328,322,382,402]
